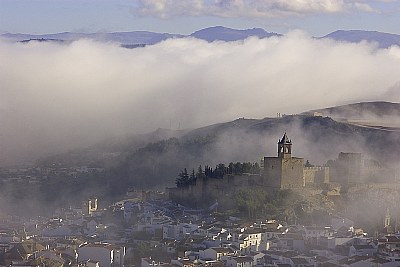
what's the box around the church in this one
[262,133,305,189]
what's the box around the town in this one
[1,133,400,267]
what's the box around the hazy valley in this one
[2,21,400,266]
[1,101,399,216]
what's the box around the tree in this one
[228,162,234,174]
[189,169,196,185]
[196,165,206,180]
[176,168,190,187]
[214,164,225,179]
[233,188,267,219]
[305,160,314,167]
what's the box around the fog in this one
[1,32,400,165]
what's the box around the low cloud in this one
[1,32,400,165]
[132,0,379,18]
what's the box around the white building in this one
[78,243,125,267]
[226,256,253,267]
[199,247,233,261]
[162,223,198,240]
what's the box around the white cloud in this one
[353,2,378,12]
[132,0,379,18]
[0,33,400,165]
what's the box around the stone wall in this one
[304,167,330,185]
[262,157,282,188]
[262,157,304,189]
[281,157,304,189]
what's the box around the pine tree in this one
[190,169,196,185]
[175,168,190,187]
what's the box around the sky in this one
[1,0,400,36]
[1,0,400,166]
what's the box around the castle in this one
[261,133,304,189]
[167,133,395,206]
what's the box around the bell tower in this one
[263,132,304,189]
[278,132,292,158]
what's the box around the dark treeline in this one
[176,162,260,188]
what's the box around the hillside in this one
[304,101,400,118]
[2,101,400,214]
[0,102,400,218]
[303,101,400,130]
[40,102,400,192]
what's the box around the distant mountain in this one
[19,38,65,44]
[1,31,184,46]
[1,26,280,46]
[3,28,400,48]
[321,30,400,48]
[190,26,281,42]
[2,32,92,42]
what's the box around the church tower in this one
[385,207,391,228]
[262,133,304,189]
[278,132,292,158]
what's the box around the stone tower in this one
[278,132,292,158]
[262,133,304,189]
[385,207,391,228]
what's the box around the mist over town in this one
[1,1,400,267]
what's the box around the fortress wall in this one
[263,157,282,188]
[360,168,396,183]
[333,153,362,184]
[304,167,330,184]
[281,157,304,189]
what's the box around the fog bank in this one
[1,32,400,165]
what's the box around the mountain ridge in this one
[321,30,400,48]
[3,27,400,48]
